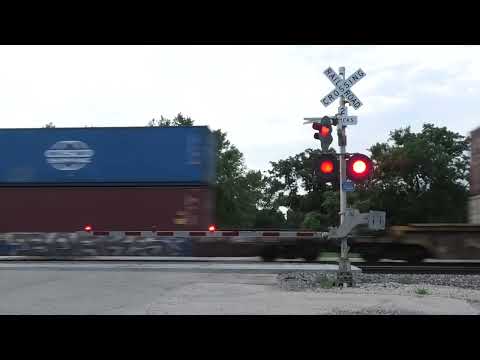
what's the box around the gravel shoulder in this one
[274,272,480,315]
[145,273,480,315]
[147,282,479,315]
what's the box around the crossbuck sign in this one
[321,67,366,110]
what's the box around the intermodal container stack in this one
[0,126,216,232]
[470,126,480,223]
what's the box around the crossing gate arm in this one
[72,230,329,241]
[328,209,386,239]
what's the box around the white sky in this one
[0,45,478,173]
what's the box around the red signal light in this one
[312,123,331,138]
[320,160,334,174]
[320,126,330,137]
[352,159,367,174]
[208,225,216,232]
[84,225,92,232]
[346,154,373,182]
[314,154,338,184]
[312,120,333,151]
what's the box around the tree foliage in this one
[350,123,470,224]
[213,128,267,228]
[148,113,194,127]
[262,148,339,230]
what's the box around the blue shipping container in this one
[0,126,216,186]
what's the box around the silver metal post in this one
[337,66,352,287]
[338,66,347,225]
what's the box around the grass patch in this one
[415,288,430,296]
[317,276,336,289]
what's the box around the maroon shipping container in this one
[0,186,214,232]
[471,127,480,196]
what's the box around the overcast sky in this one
[0,45,478,173]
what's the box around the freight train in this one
[1,125,480,262]
[0,126,225,257]
[0,125,326,259]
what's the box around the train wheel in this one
[404,247,427,264]
[302,250,319,262]
[405,255,425,264]
[363,253,381,263]
[260,246,278,262]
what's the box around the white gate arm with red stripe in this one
[76,230,329,241]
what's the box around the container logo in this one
[44,141,95,171]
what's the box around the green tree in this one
[351,123,470,225]
[213,129,272,228]
[148,113,194,127]
[302,211,325,231]
[263,148,339,229]
[253,209,287,229]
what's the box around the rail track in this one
[2,256,480,274]
[354,261,480,274]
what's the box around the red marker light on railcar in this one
[208,225,216,232]
[84,225,92,232]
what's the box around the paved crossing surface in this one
[0,260,360,273]
[0,260,357,314]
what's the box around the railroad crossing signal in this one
[346,153,373,183]
[305,64,380,288]
[313,153,373,186]
[312,116,334,152]
[314,153,339,185]
[321,67,366,110]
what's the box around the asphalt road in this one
[0,263,278,314]
[0,260,355,315]
[1,261,478,315]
